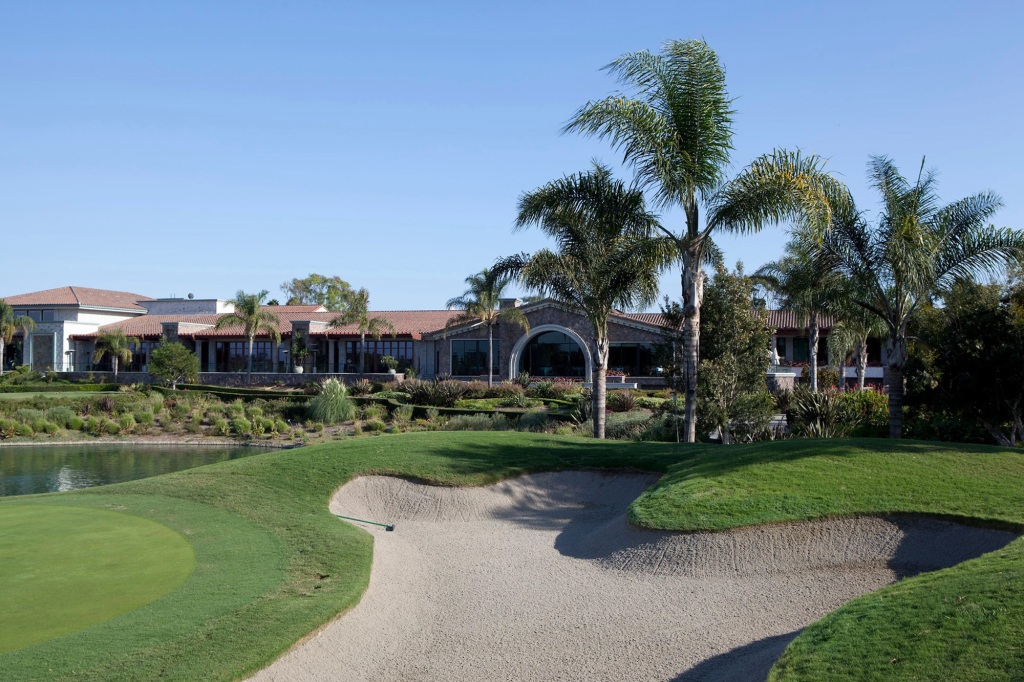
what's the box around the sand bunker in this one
[251,471,1017,682]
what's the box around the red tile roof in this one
[2,286,152,310]
[766,310,835,331]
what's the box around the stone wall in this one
[61,371,405,388]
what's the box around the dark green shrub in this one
[274,419,289,435]
[360,402,387,421]
[789,388,850,438]
[0,418,18,439]
[30,417,50,434]
[16,422,34,437]
[516,411,550,432]
[135,411,155,427]
[14,408,44,424]
[67,416,85,431]
[499,392,530,408]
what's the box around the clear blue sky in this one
[4,1,1022,310]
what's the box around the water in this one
[0,444,261,496]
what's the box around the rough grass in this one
[1,434,1023,680]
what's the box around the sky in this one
[3,1,1023,310]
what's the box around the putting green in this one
[0,504,195,653]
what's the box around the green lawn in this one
[0,432,1022,680]
[0,505,195,653]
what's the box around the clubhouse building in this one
[0,286,883,386]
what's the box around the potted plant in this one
[381,354,399,374]
[292,335,309,374]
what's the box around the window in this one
[40,310,56,322]
[216,341,273,372]
[775,337,787,361]
[451,340,499,376]
[608,343,657,376]
[521,332,584,378]
[344,340,413,373]
[792,338,810,362]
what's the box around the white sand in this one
[250,471,1017,682]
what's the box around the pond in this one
[0,444,262,497]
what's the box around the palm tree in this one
[819,156,1024,437]
[0,300,35,375]
[329,288,395,376]
[445,268,530,387]
[93,328,141,379]
[826,279,888,391]
[214,290,281,385]
[754,239,845,392]
[495,164,668,439]
[566,39,847,441]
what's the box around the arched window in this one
[520,331,585,378]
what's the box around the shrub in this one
[46,406,77,428]
[251,419,266,437]
[462,381,489,399]
[226,400,246,418]
[213,419,231,436]
[516,411,550,432]
[0,418,18,439]
[635,396,664,410]
[274,419,290,435]
[85,416,102,434]
[135,411,155,427]
[68,415,85,430]
[788,388,852,438]
[16,422,34,437]
[348,379,373,397]
[429,380,467,408]
[374,390,409,402]
[607,390,638,413]
[231,418,252,437]
[360,402,388,421]
[118,414,137,434]
[244,405,263,420]
[309,379,355,425]
[602,411,654,440]
[14,408,44,424]
[364,418,387,432]
[104,419,121,435]
[391,404,414,426]
[494,382,524,400]
[444,413,512,431]
[403,379,432,405]
[513,371,531,388]
[499,392,530,408]
[425,407,440,423]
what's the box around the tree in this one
[148,341,199,389]
[445,268,530,387]
[0,300,34,375]
[688,262,775,444]
[280,274,354,311]
[566,39,846,441]
[93,328,141,379]
[754,239,845,392]
[214,290,281,385]
[818,156,1024,438]
[329,288,394,376]
[495,164,667,439]
[826,278,887,391]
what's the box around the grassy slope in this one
[1,433,1022,680]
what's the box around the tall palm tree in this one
[329,288,395,376]
[754,239,845,392]
[566,39,847,441]
[495,164,668,439]
[819,156,1024,437]
[214,290,281,385]
[0,300,35,375]
[445,268,530,387]
[93,328,141,379]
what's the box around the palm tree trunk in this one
[487,324,494,388]
[113,356,119,379]
[0,342,5,375]
[855,341,867,391]
[593,332,609,439]
[884,333,908,438]
[681,247,704,443]
[808,314,820,392]
[246,334,254,385]
[359,332,366,378]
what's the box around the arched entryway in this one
[509,325,591,381]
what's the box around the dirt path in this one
[250,471,1017,681]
